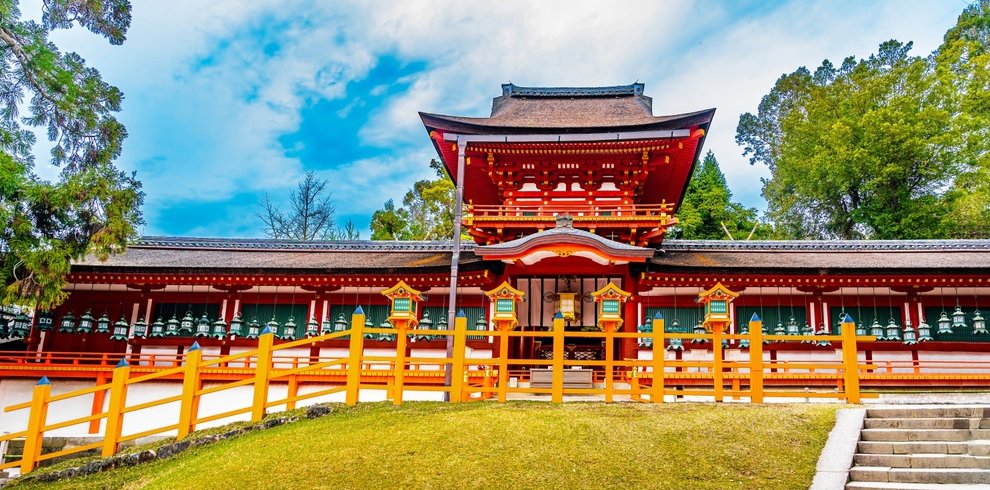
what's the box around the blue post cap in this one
[37,376,51,386]
[188,341,201,352]
[654,312,663,319]
[353,305,364,315]
[750,312,761,322]
[842,313,854,323]
[116,358,129,368]
[456,309,466,318]
[554,311,564,319]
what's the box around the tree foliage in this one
[737,3,990,239]
[370,160,455,240]
[257,170,358,240]
[672,151,768,240]
[1,0,143,309]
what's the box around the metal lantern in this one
[281,316,297,340]
[96,312,111,335]
[737,320,750,349]
[870,319,884,340]
[132,317,148,339]
[690,321,706,344]
[246,317,261,339]
[637,318,653,349]
[36,311,54,332]
[305,316,319,338]
[195,312,212,337]
[266,317,281,337]
[333,313,348,333]
[902,320,917,345]
[952,305,967,331]
[786,316,800,336]
[10,312,31,339]
[773,321,786,342]
[320,316,332,336]
[110,316,130,341]
[667,318,684,351]
[885,318,901,341]
[378,319,393,341]
[149,317,166,338]
[363,315,376,340]
[417,311,433,342]
[179,310,195,336]
[917,320,933,341]
[78,309,95,334]
[800,322,813,343]
[229,312,244,338]
[937,311,953,335]
[211,316,227,339]
[816,323,832,348]
[973,310,987,335]
[436,314,448,340]
[59,310,77,333]
[165,314,181,336]
[855,322,868,337]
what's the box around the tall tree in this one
[370,159,455,240]
[737,40,966,239]
[936,0,990,237]
[257,171,357,240]
[1,0,143,309]
[672,151,768,240]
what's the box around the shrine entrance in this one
[511,275,624,366]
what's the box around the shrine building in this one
[2,82,990,430]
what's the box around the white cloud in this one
[19,0,968,235]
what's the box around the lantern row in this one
[635,306,988,350]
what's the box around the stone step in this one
[866,407,990,420]
[854,453,990,469]
[847,482,990,490]
[860,428,974,442]
[864,417,976,430]
[849,466,990,485]
[858,441,971,455]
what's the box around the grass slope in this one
[12,402,837,490]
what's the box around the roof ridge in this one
[501,83,645,98]
[134,236,470,252]
[661,239,990,252]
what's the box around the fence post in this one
[604,326,615,403]
[20,377,52,474]
[102,359,131,457]
[712,326,724,402]
[345,306,366,406]
[393,325,407,406]
[177,342,203,439]
[840,314,861,403]
[651,313,665,403]
[450,310,467,403]
[748,313,764,403]
[551,312,565,403]
[252,329,275,422]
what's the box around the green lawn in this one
[11,402,837,490]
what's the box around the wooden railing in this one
[2,312,977,475]
[466,203,674,223]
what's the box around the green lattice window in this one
[496,299,515,313]
[602,299,620,314]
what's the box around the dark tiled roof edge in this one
[501,83,644,97]
[660,240,990,252]
[135,236,471,253]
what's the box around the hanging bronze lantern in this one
[96,312,112,335]
[110,316,130,341]
[149,316,166,338]
[228,312,245,338]
[132,317,148,339]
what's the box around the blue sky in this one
[25,0,968,238]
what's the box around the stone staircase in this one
[846,406,990,489]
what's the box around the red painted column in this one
[621,270,638,361]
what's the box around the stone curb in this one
[2,404,335,487]
[810,408,866,490]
